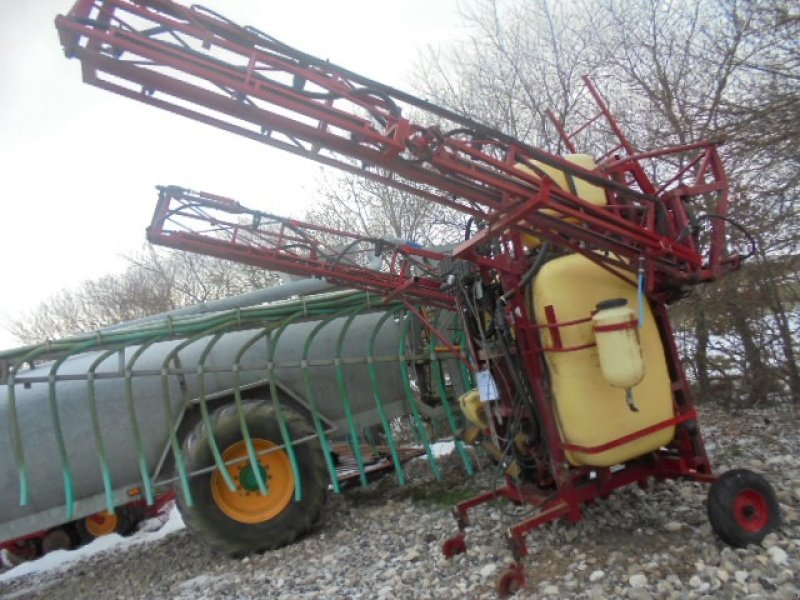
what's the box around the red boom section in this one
[56,0,738,297]
[148,186,454,308]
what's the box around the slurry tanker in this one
[1,285,469,559]
[0,1,781,595]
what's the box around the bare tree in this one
[415,0,598,151]
[306,171,468,247]
[412,0,799,406]
[7,246,281,344]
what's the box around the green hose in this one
[0,291,386,363]
[428,312,474,476]
[124,339,165,506]
[267,318,307,502]
[86,344,133,514]
[367,308,408,486]
[48,341,95,519]
[334,306,372,487]
[301,312,349,494]
[230,327,277,497]
[195,332,239,494]
[399,312,441,480]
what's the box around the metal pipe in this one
[99,278,336,333]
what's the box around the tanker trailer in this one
[0,289,473,557]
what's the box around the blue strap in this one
[637,263,645,328]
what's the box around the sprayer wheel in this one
[707,469,780,548]
[175,400,327,557]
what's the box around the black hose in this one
[464,217,475,241]
[499,242,551,304]
[697,214,758,262]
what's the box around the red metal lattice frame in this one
[56,0,739,298]
[148,186,454,307]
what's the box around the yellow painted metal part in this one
[458,389,488,428]
[532,254,675,467]
[85,511,118,537]
[211,439,294,524]
[515,154,607,249]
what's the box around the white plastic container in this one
[592,298,645,389]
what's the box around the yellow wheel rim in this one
[211,439,294,524]
[85,512,119,537]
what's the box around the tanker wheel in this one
[41,528,73,554]
[707,469,780,547]
[176,400,327,557]
[76,506,141,543]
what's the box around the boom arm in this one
[56,0,740,300]
[147,185,454,307]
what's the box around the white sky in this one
[0,0,465,348]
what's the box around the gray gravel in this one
[1,404,798,599]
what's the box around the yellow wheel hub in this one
[211,438,294,524]
[85,512,119,537]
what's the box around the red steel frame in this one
[56,0,739,592]
[148,186,455,308]
[55,0,738,299]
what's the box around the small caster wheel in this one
[496,565,526,598]
[707,469,781,547]
[442,534,467,558]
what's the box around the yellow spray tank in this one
[514,154,607,249]
[592,298,645,412]
[532,254,675,467]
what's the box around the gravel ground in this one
[1,404,798,599]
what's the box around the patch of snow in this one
[145,505,185,540]
[431,441,455,457]
[0,534,125,582]
[0,506,185,582]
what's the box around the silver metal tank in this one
[0,304,418,542]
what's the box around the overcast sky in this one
[0,0,464,348]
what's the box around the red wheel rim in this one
[733,489,769,532]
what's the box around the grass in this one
[404,479,484,507]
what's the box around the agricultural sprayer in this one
[0,1,781,595]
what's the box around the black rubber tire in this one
[119,504,146,536]
[175,400,328,557]
[707,469,781,548]
[40,528,73,554]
